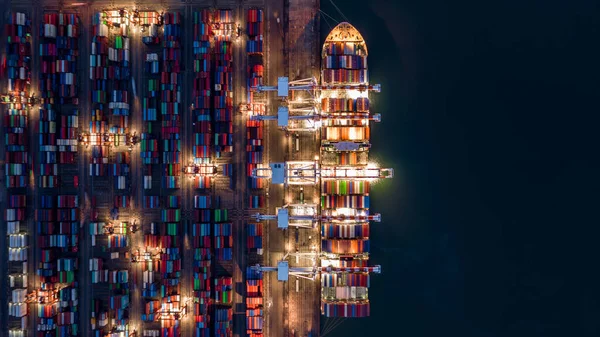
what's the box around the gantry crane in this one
[24,283,66,304]
[255,206,381,229]
[252,161,393,185]
[102,221,138,235]
[131,248,161,263]
[251,76,380,97]
[78,131,140,150]
[182,162,218,177]
[1,92,40,106]
[249,106,381,132]
[254,205,318,229]
[251,260,381,282]
[153,298,190,321]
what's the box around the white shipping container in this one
[65,73,74,85]
[111,252,119,259]
[12,289,27,303]
[8,302,27,317]
[144,176,152,189]
[109,102,130,109]
[39,145,57,151]
[149,24,158,37]
[16,13,25,26]
[9,328,25,337]
[95,24,108,37]
[89,258,101,271]
[6,209,16,221]
[117,176,126,189]
[44,24,57,38]
[19,67,25,80]
[123,37,130,49]
[9,234,27,247]
[7,219,22,231]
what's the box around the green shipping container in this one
[59,271,75,283]
[214,209,228,222]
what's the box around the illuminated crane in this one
[131,248,161,263]
[252,161,393,185]
[254,205,318,229]
[182,162,218,177]
[249,106,381,132]
[255,206,381,229]
[78,131,140,150]
[102,221,137,235]
[1,92,41,106]
[251,261,381,282]
[251,76,380,97]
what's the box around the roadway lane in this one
[232,3,248,337]
[264,0,288,336]
[286,0,322,334]
[76,3,97,336]
[182,4,193,337]
[77,4,92,337]
[129,10,145,333]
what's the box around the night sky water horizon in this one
[320,1,600,336]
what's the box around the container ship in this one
[320,22,375,318]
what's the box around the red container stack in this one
[246,266,264,337]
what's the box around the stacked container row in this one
[246,9,264,55]
[246,223,263,252]
[212,10,234,156]
[6,12,31,332]
[192,10,213,168]
[246,266,264,337]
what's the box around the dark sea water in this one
[320,1,600,336]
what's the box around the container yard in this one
[0,2,391,337]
